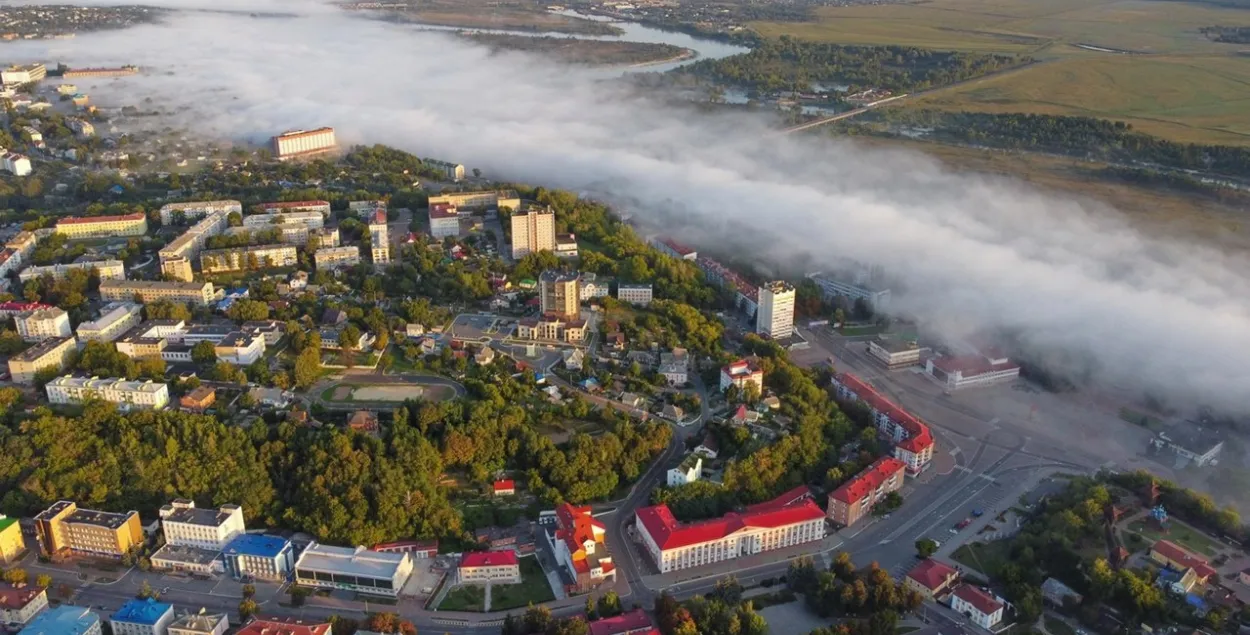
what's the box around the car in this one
[972,508,984,517]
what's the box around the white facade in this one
[0,587,48,626]
[951,587,1005,630]
[756,281,795,339]
[617,284,653,306]
[924,358,1020,391]
[315,246,360,271]
[159,500,246,551]
[272,128,337,160]
[167,613,228,635]
[719,360,764,393]
[19,259,126,283]
[160,212,231,282]
[2,151,32,176]
[294,543,414,597]
[808,273,891,311]
[243,211,325,230]
[1,64,46,86]
[428,211,460,239]
[578,273,611,300]
[15,307,72,342]
[46,376,170,410]
[636,507,825,574]
[424,158,465,181]
[369,211,390,265]
[77,304,143,343]
[666,455,702,487]
[214,333,265,366]
[510,208,556,258]
[159,201,241,225]
[110,604,174,635]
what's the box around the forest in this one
[1200,25,1250,43]
[683,38,1025,94]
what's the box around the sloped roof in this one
[906,559,958,591]
[636,488,823,550]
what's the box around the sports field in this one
[751,0,1250,144]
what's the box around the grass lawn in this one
[951,541,1013,577]
[490,556,555,611]
[1045,616,1077,635]
[839,324,887,336]
[1126,518,1220,556]
[437,585,486,612]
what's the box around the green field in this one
[1126,518,1220,556]
[490,557,556,611]
[437,585,486,612]
[950,541,1012,577]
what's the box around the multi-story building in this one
[77,303,143,343]
[167,613,228,635]
[831,373,935,475]
[1,63,46,86]
[424,158,465,181]
[719,359,763,394]
[756,281,795,339]
[368,208,389,265]
[652,237,698,261]
[428,203,460,239]
[254,200,332,216]
[348,200,386,217]
[160,211,231,281]
[221,534,294,581]
[272,128,337,160]
[294,543,413,597]
[6,231,38,263]
[8,336,76,384]
[659,348,689,385]
[1,151,31,176]
[925,354,1020,391]
[951,585,1005,630]
[515,315,587,343]
[214,332,265,365]
[19,605,100,635]
[866,337,924,370]
[551,503,615,593]
[15,307,72,342]
[314,246,360,271]
[46,376,170,410]
[100,280,217,306]
[35,500,143,559]
[199,244,297,274]
[635,487,825,573]
[666,454,702,486]
[904,559,959,601]
[236,618,329,635]
[62,66,139,79]
[429,190,519,212]
[554,233,578,258]
[19,259,125,283]
[159,201,241,226]
[616,283,653,307]
[243,210,325,231]
[110,599,173,635]
[241,320,285,346]
[0,584,47,627]
[20,126,41,147]
[510,207,556,258]
[158,500,246,550]
[0,514,25,563]
[578,273,611,300]
[310,227,340,248]
[807,273,891,312]
[55,212,147,239]
[67,118,95,138]
[457,551,521,585]
[827,457,906,527]
[539,270,580,319]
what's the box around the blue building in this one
[110,598,173,635]
[20,605,101,635]
[222,533,294,581]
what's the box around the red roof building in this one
[635,487,825,573]
[371,540,438,558]
[951,585,1005,629]
[554,503,615,592]
[828,457,906,527]
[588,608,655,635]
[237,617,332,635]
[654,238,697,261]
[719,359,764,394]
[832,373,935,475]
[904,559,959,599]
[493,480,516,496]
[0,302,53,318]
[1150,540,1218,581]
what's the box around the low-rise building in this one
[616,283,653,306]
[55,212,147,239]
[8,336,76,384]
[827,457,906,527]
[666,454,702,487]
[0,584,47,627]
[159,200,241,226]
[950,585,1005,630]
[19,259,126,283]
[294,543,414,597]
[1149,540,1217,582]
[905,559,959,600]
[0,514,25,563]
[242,320,285,345]
[428,203,460,239]
[159,500,245,551]
[719,359,763,394]
[458,551,521,585]
[424,158,465,181]
[15,307,72,342]
[243,210,324,231]
[254,200,331,216]
[236,618,329,635]
[214,332,265,365]
[46,375,170,410]
[179,386,216,412]
[587,609,653,635]
[221,534,294,581]
[19,605,100,635]
[925,354,1020,391]
[35,500,143,559]
[578,273,612,300]
[658,348,689,385]
[515,316,587,343]
[167,612,228,635]
[866,337,924,370]
[6,231,38,263]
[200,244,297,274]
[1153,427,1224,468]
[554,233,579,258]
[492,480,515,497]
[429,190,519,212]
[76,303,143,342]
[100,280,217,306]
[110,599,174,635]
[314,246,361,271]
[1,151,32,176]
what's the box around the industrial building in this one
[272,128,337,160]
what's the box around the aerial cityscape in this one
[0,1,1248,635]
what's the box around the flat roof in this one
[19,605,100,635]
[112,599,173,626]
[223,533,290,558]
[295,543,408,580]
[11,336,73,362]
[151,544,220,566]
[161,504,239,528]
[101,279,211,291]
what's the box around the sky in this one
[7,0,1250,414]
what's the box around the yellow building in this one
[199,244,297,274]
[7,335,76,384]
[428,190,519,212]
[35,501,143,559]
[55,212,148,239]
[0,514,25,563]
[99,280,217,306]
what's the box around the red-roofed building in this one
[951,585,1005,629]
[828,457,906,527]
[588,608,654,635]
[1150,540,1217,582]
[55,212,148,239]
[371,540,438,558]
[653,238,697,261]
[493,480,516,497]
[0,302,53,319]
[635,487,826,573]
[0,584,48,627]
[720,359,763,394]
[553,503,615,592]
[458,551,521,584]
[925,353,1019,391]
[905,559,960,600]
[832,373,936,475]
[237,617,332,635]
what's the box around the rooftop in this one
[428,203,458,219]
[168,612,228,633]
[459,551,518,568]
[151,544,220,566]
[112,598,173,625]
[56,212,145,225]
[236,617,332,635]
[588,608,653,635]
[295,543,409,579]
[906,558,958,591]
[256,200,330,210]
[930,355,1018,378]
[722,359,762,377]
[1152,540,1217,579]
[829,456,906,504]
[540,270,580,284]
[0,584,43,610]
[871,337,919,354]
[161,502,240,528]
[48,375,168,395]
[636,487,823,551]
[953,585,1003,616]
[223,534,291,559]
[836,373,933,453]
[101,279,211,292]
[11,335,73,362]
[19,605,100,635]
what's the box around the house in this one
[1149,540,1217,583]
[405,323,425,339]
[662,404,685,421]
[493,480,516,497]
[551,502,615,593]
[347,410,379,434]
[563,348,584,370]
[950,585,1005,630]
[658,348,689,385]
[458,551,521,585]
[619,392,645,409]
[321,308,347,325]
[605,332,625,350]
[587,608,654,635]
[249,387,292,409]
[720,359,763,394]
[905,559,959,600]
[666,454,702,487]
[694,434,719,459]
[179,386,216,412]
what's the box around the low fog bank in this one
[8,1,1250,414]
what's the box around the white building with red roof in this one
[950,585,1005,629]
[254,200,331,216]
[652,237,697,261]
[635,487,825,573]
[552,503,615,592]
[832,372,935,475]
[428,203,460,239]
[587,608,655,635]
[925,349,1019,391]
[236,617,331,635]
[904,559,960,600]
[720,359,764,394]
[492,480,515,497]
[827,457,906,527]
[458,551,521,585]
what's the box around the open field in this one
[751,0,1250,144]
[379,2,621,36]
[1125,518,1220,556]
[489,556,555,611]
[950,541,1013,577]
[437,584,486,612]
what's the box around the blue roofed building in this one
[110,599,173,635]
[19,605,101,635]
[222,533,294,581]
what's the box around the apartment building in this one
[831,372,935,475]
[55,212,148,239]
[515,315,587,343]
[77,303,143,342]
[19,605,100,635]
[272,128,337,160]
[458,551,521,585]
[866,337,924,370]
[8,336,76,384]
[428,203,459,239]
[424,158,465,181]
[221,534,294,581]
[243,210,325,231]
[200,244,297,274]
[369,208,390,265]
[635,487,825,573]
[214,332,265,365]
[1,64,46,86]
[510,206,556,258]
[0,585,47,627]
[756,281,795,339]
[429,190,519,212]
[6,230,38,262]
[2,151,31,177]
[719,359,763,394]
[110,599,173,635]
[551,502,615,593]
[159,200,241,225]
[158,500,246,550]
[309,227,340,248]
[0,515,24,563]
[652,237,698,261]
[539,270,580,319]
[616,283,653,307]
[19,259,125,283]
[15,307,71,341]
[100,280,217,306]
[314,246,360,271]
[236,618,329,635]
[807,273,891,312]
[159,211,230,281]
[254,200,332,216]
[294,543,414,597]
[46,375,170,410]
[827,457,906,527]
[554,233,579,258]
[348,200,386,217]
[168,613,228,635]
[35,500,143,559]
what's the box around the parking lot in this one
[448,313,507,342]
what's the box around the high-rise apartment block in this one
[15,307,72,342]
[510,207,556,259]
[539,270,580,320]
[756,281,795,339]
[369,208,390,265]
